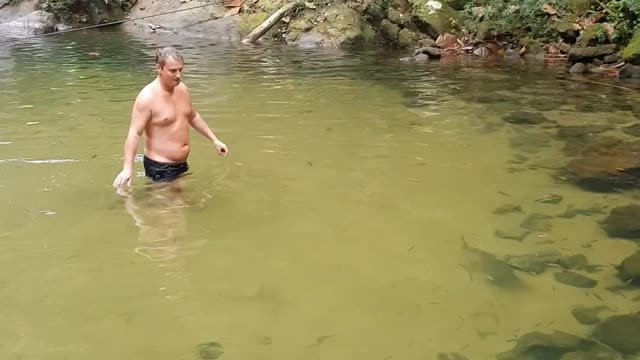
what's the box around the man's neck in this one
[157,77,175,93]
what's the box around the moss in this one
[576,23,606,47]
[309,3,365,47]
[409,0,460,37]
[568,0,591,16]
[622,30,640,65]
[254,0,289,12]
[238,12,270,38]
[398,28,418,47]
[555,14,577,33]
[361,23,377,43]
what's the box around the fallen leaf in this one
[224,6,240,16]
[224,0,244,8]
[435,33,459,49]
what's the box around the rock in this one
[602,205,640,240]
[622,30,640,65]
[556,16,580,44]
[414,53,429,62]
[409,0,460,39]
[413,46,441,58]
[604,53,620,63]
[567,151,640,193]
[504,49,520,60]
[387,7,411,27]
[557,205,606,218]
[619,64,640,79]
[460,237,525,289]
[288,3,366,48]
[571,305,609,325]
[568,45,618,63]
[398,28,418,48]
[0,10,61,36]
[569,0,591,15]
[560,351,621,360]
[569,62,588,74]
[521,213,553,232]
[495,228,531,242]
[554,270,598,288]
[502,111,550,125]
[197,342,224,359]
[380,18,400,43]
[493,204,522,214]
[496,330,616,360]
[437,352,469,360]
[74,0,126,24]
[558,254,589,270]
[616,250,640,283]
[593,313,640,354]
[474,46,489,57]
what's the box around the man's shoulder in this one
[135,82,156,104]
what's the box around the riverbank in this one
[1,0,640,79]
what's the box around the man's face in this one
[157,56,183,86]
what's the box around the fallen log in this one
[241,0,302,44]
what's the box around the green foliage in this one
[39,0,130,18]
[592,0,640,44]
[363,0,392,22]
[462,0,570,40]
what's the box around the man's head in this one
[155,47,184,88]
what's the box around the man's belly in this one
[145,139,190,164]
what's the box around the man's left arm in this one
[189,110,229,156]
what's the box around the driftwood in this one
[241,0,302,44]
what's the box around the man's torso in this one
[143,80,192,164]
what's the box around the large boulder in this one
[568,44,617,63]
[593,313,640,354]
[0,10,62,36]
[622,29,640,65]
[287,3,369,48]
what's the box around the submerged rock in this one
[493,204,523,214]
[437,352,469,360]
[505,250,562,275]
[569,62,588,74]
[554,270,598,288]
[197,342,224,359]
[521,213,553,232]
[460,236,525,289]
[622,123,640,137]
[616,250,640,283]
[557,205,606,218]
[571,305,609,325]
[557,125,613,139]
[503,111,550,125]
[601,205,640,240]
[593,313,640,354]
[413,46,441,59]
[496,330,620,360]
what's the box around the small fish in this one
[460,236,525,289]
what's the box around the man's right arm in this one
[113,92,151,188]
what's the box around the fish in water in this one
[459,235,526,290]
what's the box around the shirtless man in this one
[112,47,228,188]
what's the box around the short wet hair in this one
[155,47,183,68]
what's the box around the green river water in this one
[1,28,640,360]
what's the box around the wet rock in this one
[503,111,550,125]
[493,204,523,214]
[619,64,640,79]
[571,305,608,325]
[505,250,562,275]
[593,313,640,354]
[288,3,367,48]
[380,19,400,43]
[474,46,489,57]
[495,227,531,241]
[197,342,224,359]
[413,46,441,59]
[601,205,640,240]
[414,53,429,62]
[496,330,617,360]
[410,1,460,39]
[616,250,640,283]
[567,152,640,193]
[569,45,618,63]
[536,194,563,204]
[521,213,553,232]
[569,62,588,74]
[622,123,640,137]
[554,270,598,288]
[622,29,640,65]
[576,24,604,48]
[557,125,613,139]
[398,28,419,48]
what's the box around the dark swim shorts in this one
[143,155,189,182]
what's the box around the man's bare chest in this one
[150,99,191,126]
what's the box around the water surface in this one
[1,29,640,359]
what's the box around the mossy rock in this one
[254,0,289,12]
[380,18,400,42]
[290,3,365,48]
[409,0,460,39]
[576,24,606,47]
[288,11,314,40]
[398,28,418,47]
[569,0,591,16]
[238,12,270,38]
[622,29,640,65]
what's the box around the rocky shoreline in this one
[2,0,640,82]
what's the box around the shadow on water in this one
[1,27,640,360]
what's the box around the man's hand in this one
[214,139,229,156]
[113,169,133,188]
